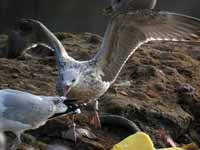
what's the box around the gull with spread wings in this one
[13,0,200,128]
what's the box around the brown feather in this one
[93,10,200,82]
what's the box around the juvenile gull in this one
[0,89,67,144]
[13,2,200,127]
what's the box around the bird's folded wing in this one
[94,10,200,82]
[2,93,54,125]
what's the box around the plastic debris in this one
[182,143,199,150]
[111,132,194,150]
[111,132,154,150]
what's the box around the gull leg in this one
[15,132,22,145]
[64,115,77,143]
[89,100,101,128]
[64,104,81,143]
[72,115,77,143]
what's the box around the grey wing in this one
[93,10,200,83]
[2,91,54,126]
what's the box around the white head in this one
[52,97,68,114]
[55,103,68,114]
[60,69,80,96]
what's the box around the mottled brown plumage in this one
[95,10,200,82]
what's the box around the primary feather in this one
[94,10,200,83]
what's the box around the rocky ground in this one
[0,32,200,150]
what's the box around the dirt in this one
[0,32,200,150]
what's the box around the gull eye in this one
[117,0,121,3]
[72,79,76,83]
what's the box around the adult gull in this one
[12,1,200,127]
[0,89,67,145]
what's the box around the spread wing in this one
[93,10,200,83]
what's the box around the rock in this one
[176,83,195,96]
[131,64,166,82]
[86,34,102,44]
[62,127,97,142]
[76,128,97,140]
[185,49,200,60]
[162,66,179,76]
[146,90,160,98]
[175,83,196,106]
[153,83,165,91]
[11,73,19,79]
[177,68,193,78]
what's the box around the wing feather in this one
[93,10,200,82]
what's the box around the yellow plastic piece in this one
[160,148,184,150]
[111,132,154,150]
[111,132,186,150]
[182,143,199,150]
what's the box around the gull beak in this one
[102,6,114,16]
[60,96,67,102]
[64,85,72,96]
